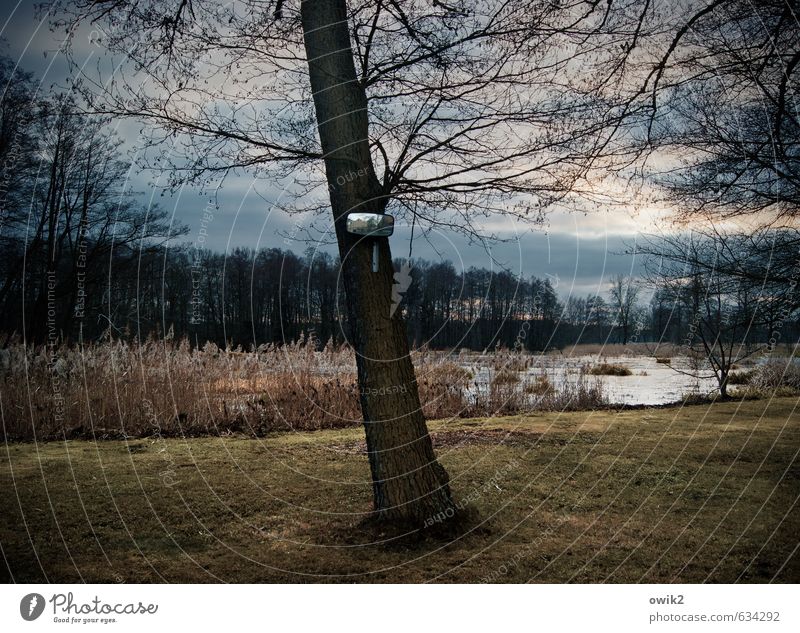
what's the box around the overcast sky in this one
[1,0,657,299]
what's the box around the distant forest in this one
[6,220,800,352]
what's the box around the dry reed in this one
[1,336,611,441]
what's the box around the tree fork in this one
[300,0,456,525]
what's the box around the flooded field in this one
[537,355,719,405]
[4,339,796,441]
[461,355,720,406]
[454,350,800,407]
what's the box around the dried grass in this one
[748,360,800,390]
[535,371,607,411]
[416,362,472,420]
[727,369,755,385]
[0,335,364,440]
[1,338,612,441]
[548,342,684,358]
[524,373,553,395]
[586,363,633,376]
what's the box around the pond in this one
[464,355,722,406]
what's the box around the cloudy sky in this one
[1,0,659,299]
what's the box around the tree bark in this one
[301,0,455,525]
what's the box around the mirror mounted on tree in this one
[345,212,395,237]
[346,213,395,272]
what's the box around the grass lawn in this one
[1,397,798,583]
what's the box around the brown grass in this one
[749,360,800,390]
[0,339,608,441]
[491,368,522,386]
[727,370,756,385]
[416,362,473,419]
[549,343,685,358]
[470,369,607,416]
[587,363,633,376]
[524,373,553,395]
[0,336,366,440]
[2,397,797,583]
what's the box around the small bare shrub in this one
[491,368,521,386]
[736,385,800,399]
[416,361,471,419]
[749,361,800,390]
[587,363,632,376]
[538,371,607,411]
[727,370,755,385]
[524,373,553,395]
[469,372,526,417]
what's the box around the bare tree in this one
[640,230,796,397]
[52,0,644,525]
[608,274,640,345]
[631,0,800,224]
[0,92,182,342]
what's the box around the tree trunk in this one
[719,369,729,399]
[301,0,455,525]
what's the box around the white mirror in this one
[346,212,395,237]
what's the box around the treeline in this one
[183,251,572,350]
[0,234,572,350]
[12,225,799,352]
[643,231,800,364]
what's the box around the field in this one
[2,397,798,583]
